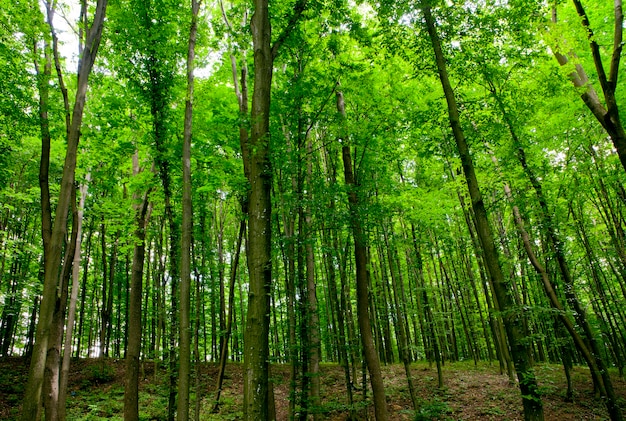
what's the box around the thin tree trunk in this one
[305,137,321,420]
[213,217,245,410]
[123,154,152,421]
[58,175,90,421]
[177,0,199,418]
[337,89,389,420]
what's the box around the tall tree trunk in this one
[322,136,355,417]
[58,176,90,421]
[243,0,273,415]
[336,89,389,420]
[305,137,321,420]
[123,155,152,421]
[213,217,245,410]
[43,188,78,421]
[177,0,199,418]
[420,4,543,420]
[21,0,107,417]
[243,0,306,416]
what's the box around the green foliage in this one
[86,364,116,385]
[414,398,452,421]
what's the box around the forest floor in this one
[0,357,624,420]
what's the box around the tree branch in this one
[571,0,611,98]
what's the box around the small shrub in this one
[414,398,452,421]
[88,363,115,384]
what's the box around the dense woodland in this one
[1,0,626,419]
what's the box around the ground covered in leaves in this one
[0,357,624,420]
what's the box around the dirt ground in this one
[1,357,624,420]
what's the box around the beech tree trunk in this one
[123,154,152,421]
[58,176,89,421]
[243,0,273,416]
[243,0,306,417]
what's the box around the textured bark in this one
[177,0,199,418]
[213,218,245,410]
[421,4,543,420]
[243,0,273,416]
[58,176,90,421]
[337,90,389,420]
[21,0,107,417]
[123,155,152,421]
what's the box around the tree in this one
[420,2,544,420]
[242,0,306,417]
[337,89,389,420]
[123,155,153,421]
[21,0,107,418]
[177,0,200,418]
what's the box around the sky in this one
[48,0,81,72]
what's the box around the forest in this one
[1,0,626,419]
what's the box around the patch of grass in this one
[480,405,506,416]
[200,395,243,420]
[86,363,116,385]
[414,398,452,421]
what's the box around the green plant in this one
[481,406,506,416]
[87,364,115,384]
[414,398,452,421]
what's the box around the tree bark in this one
[43,188,78,421]
[552,1,626,173]
[21,0,107,417]
[337,89,389,420]
[58,176,90,421]
[124,154,152,421]
[177,0,199,418]
[243,0,273,416]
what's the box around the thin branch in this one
[218,0,233,31]
[45,0,71,137]
[609,0,623,89]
